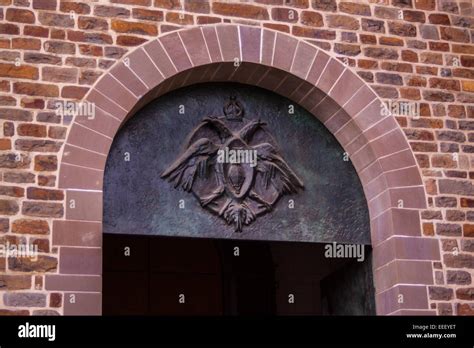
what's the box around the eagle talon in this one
[200,186,225,206]
[257,202,272,211]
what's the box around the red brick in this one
[0,275,31,290]
[362,18,384,33]
[0,81,10,93]
[38,175,56,187]
[429,78,461,91]
[79,44,103,56]
[0,185,24,198]
[334,43,360,56]
[116,35,148,46]
[59,1,90,14]
[154,0,181,9]
[379,36,403,46]
[197,16,221,24]
[184,0,209,13]
[24,52,61,65]
[0,139,11,150]
[358,59,377,69]
[423,222,434,236]
[0,109,32,122]
[8,255,57,272]
[272,7,299,23]
[24,25,49,38]
[50,293,62,308]
[18,123,47,137]
[3,172,35,184]
[38,12,74,28]
[415,0,435,10]
[341,2,370,15]
[12,219,49,234]
[27,187,64,201]
[0,199,19,215]
[18,98,43,109]
[360,34,376,44]
[0,63,38,80]
[432,154,457,168]
[0,96,15,107]
[111,19,158,35]
[453,45,474,55]
[22,201,63,218]
[6,8,35,24]
[0,153,31,169]
[462,81,474,93]
[78,16,108,31]
[94,5,130,18]
[400,88,420,100]
[429,42,449,52]
[13,82,59,97]
[12,38,41,50]
[429,13,450,25]
[34,155,57,171]
[292,26,335,40]
[381,62,412,73]
[0,23,19,35]
[402,50,418,63]
[67,30,113,45]
[388,21,416,37]
[33,0,57,10]
[212,2,269,20]
[42,67,78,83]
[165,12,194,25]
[15,139,62,152]
[440,27,470,43]
[132,8,164,20]
[50,29,65,39]
[0,218,9,233]
[403,10,425,22]
[48,126,66,139]
[327,14,359,30]
[21,97,44,110]
[62,86,89,99]
[364,47,398,59]
[112,0,150,5]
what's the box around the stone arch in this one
[52,24,439,315]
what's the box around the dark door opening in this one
[103,233,375,315]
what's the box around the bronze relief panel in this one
[104,83,370,244]
[161,96,304,232]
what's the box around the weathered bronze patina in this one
[104,83,370,244]
[161,97,304,232]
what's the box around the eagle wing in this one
[238,119,266,143]
[200,117,233,142]
[255,143,304,194]
[161,138,219,192]
[184,117,233,149]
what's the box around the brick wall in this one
[0,0,473,315]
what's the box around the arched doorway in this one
[56,25,439,315]
[101,82,375,315]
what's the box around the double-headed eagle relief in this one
[161,97,304,232]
